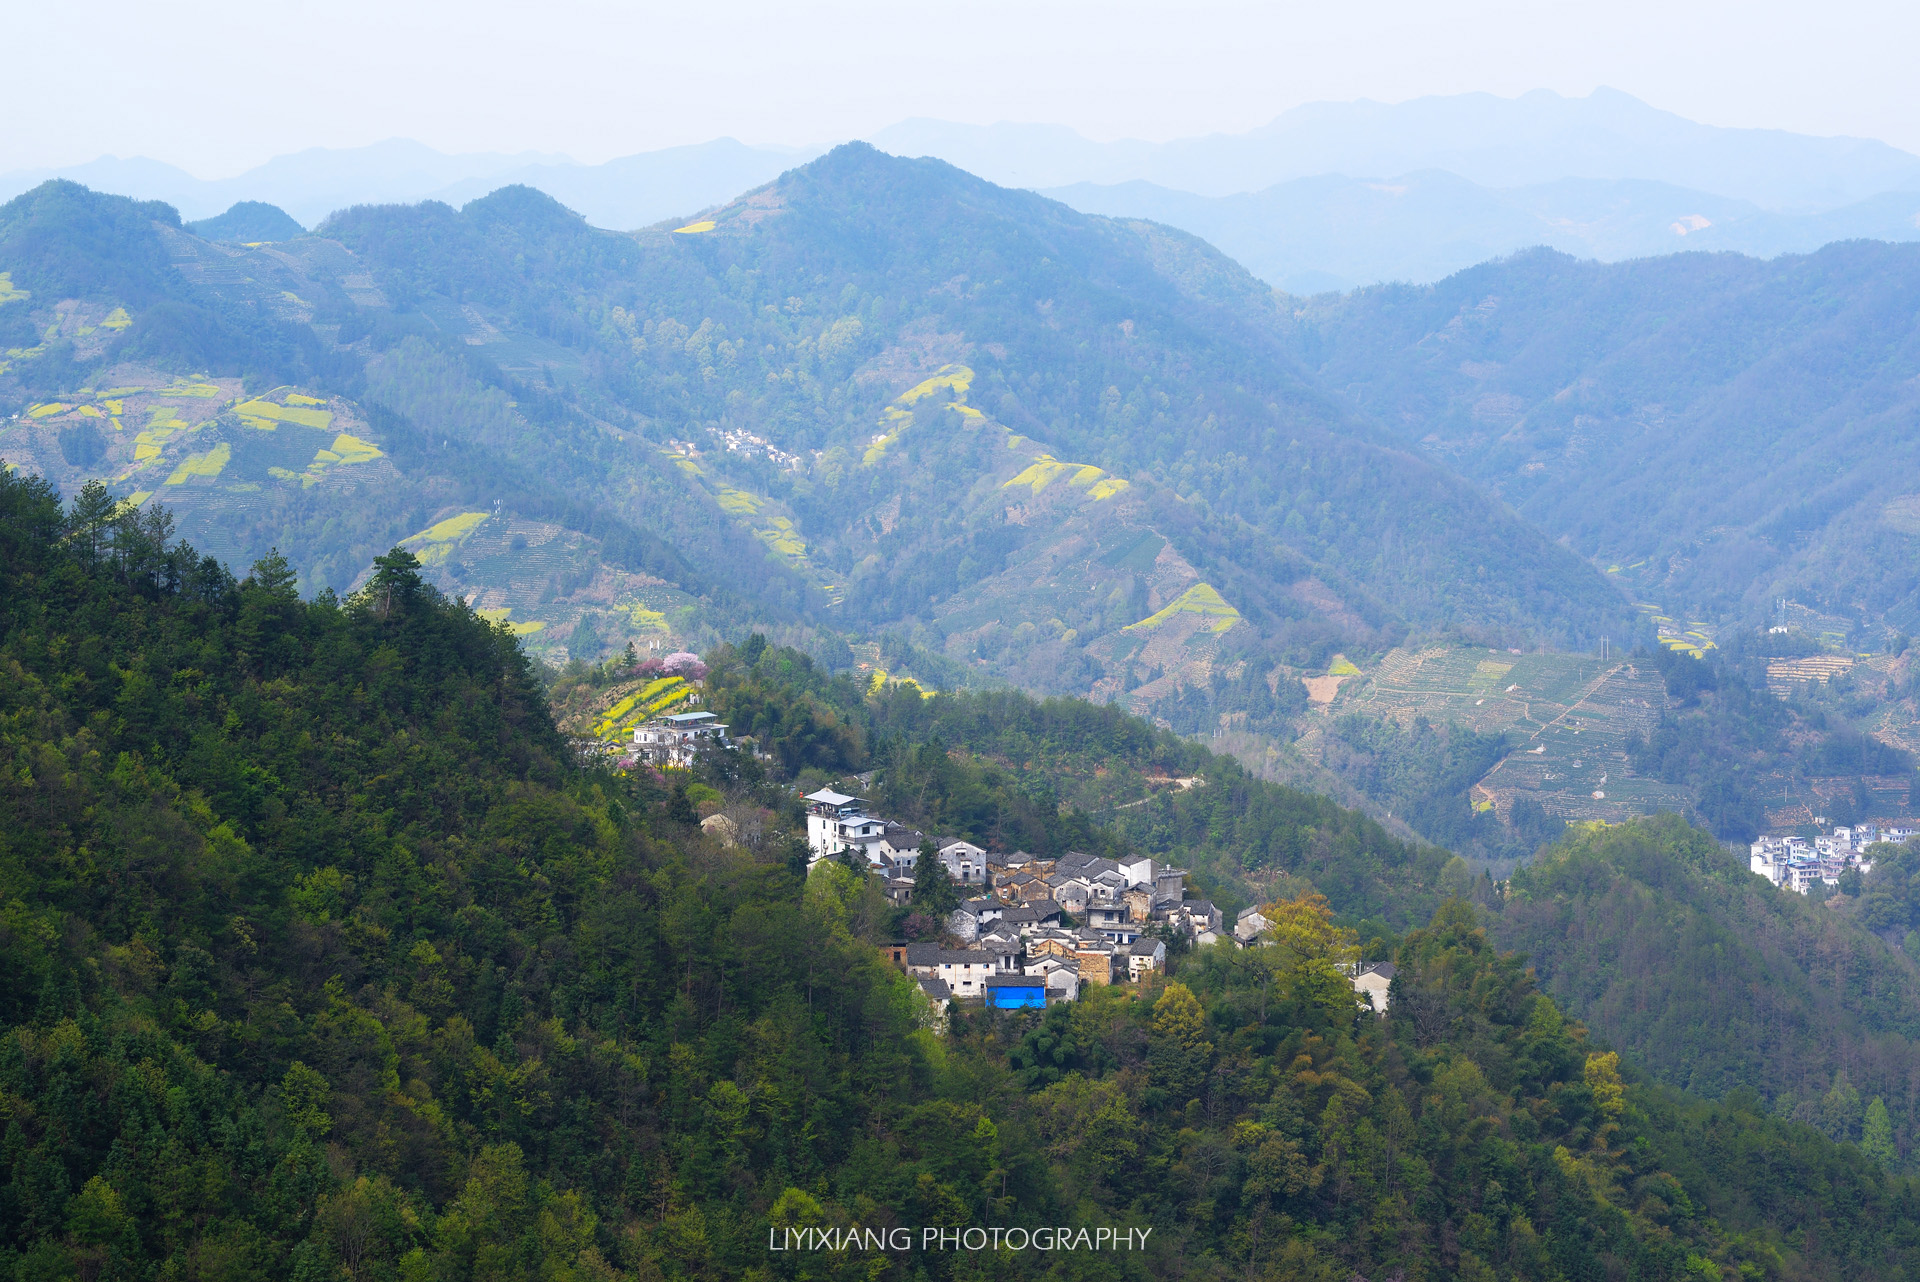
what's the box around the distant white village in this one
[1749,822,1915,893]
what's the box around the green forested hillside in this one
[187,201,306,244]
[16,156,1920,860]
[0,155,1636,719]
[4,475,1916,1280]
[1282,243,1920,641]
[1495,815,1920,1165]
[698,648,1920,1174]
[699,642,1453,925]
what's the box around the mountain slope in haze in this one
[187,201,306,242]
[490,142,1634,673]
[1048,171,1920,293]
[1281,242,1920,639]
[1,152,1640,726]
[0,179,752,634]
[873,87,1920,210]
[575,144,1634,651]
[0,137,822,230]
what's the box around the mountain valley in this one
[13,82,1920,1282]
[12,139,1920,861]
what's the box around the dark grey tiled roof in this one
[906,944,995,966]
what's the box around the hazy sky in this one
[8,0,1915,175]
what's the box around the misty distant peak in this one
[873,88,1920,211]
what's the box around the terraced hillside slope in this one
[0,154,1637,695]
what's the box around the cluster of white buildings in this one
[1750,822,1911,893]
[805,787,1233,1004]
[795,785,1408,1015]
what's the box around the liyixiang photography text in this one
[768,1226,1156,1253]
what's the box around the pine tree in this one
[1821,1071,1863,1143]
[363,546,425,616]
[66,479,118,569]
[911,839,959,915]
[239,547,303,673]
[1863,1096,1897,1168]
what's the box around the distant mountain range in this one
[8,144,1920,849]
[1045,172,1920,294]
[873,88,1920,210]
[8,88,1920,294]
[0,137,819,230]
[878,89,1920,291]
[9,137,1920,667]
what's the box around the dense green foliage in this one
[185,202,306,244]
[703,642,1455,925]
[1498,814,1920,1165]
[6,476,1917,1279]
[1857,841,1920,957]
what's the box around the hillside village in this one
[796,779,1403,1013]
[613,671,1913,989]
[1750,821,1917,893]
[592,672,1410,1012]
[803,785,1206,1005]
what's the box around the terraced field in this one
[1767,654,1856,697]
[0,367,716,664]
[394,509,703,663]
[1330,645,1691,823]
[2,375,401,542]
[659,441,838,601]
[589,674,700,744]
[862,365,977,464]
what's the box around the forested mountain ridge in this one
[315,143,1640,679]
[4,470,1919,1281]
[1494,815,1920,1167]
[0,151,1639,724]
[1281,241,1920,642]
[0,178,755,636]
